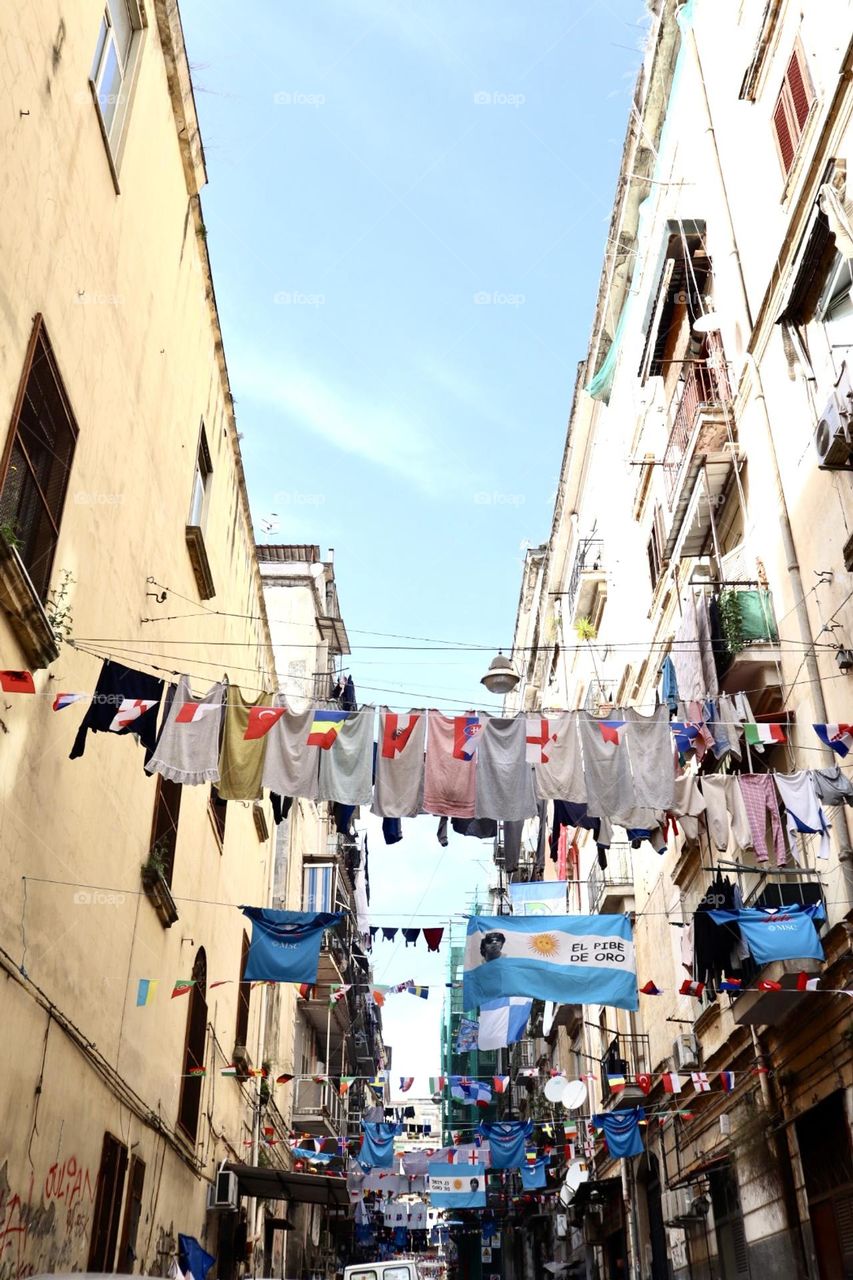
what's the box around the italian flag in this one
[744,723,786,746]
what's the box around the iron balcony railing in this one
[565,538,605,619]
[662,338,733,505]
[587,844,634,914]
[292,1076,343,1130]
[600,1032,651,1102]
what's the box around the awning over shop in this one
[224,1164,350,1207]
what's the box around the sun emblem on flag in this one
[528,932,559,957]
[452,1178,463,1190]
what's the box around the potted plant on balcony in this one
[140,840,179,927]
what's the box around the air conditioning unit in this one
[814,384,853,468]
[672,1034,700,1071]
[206,1169,239,1211]
[663,1187,695,1225]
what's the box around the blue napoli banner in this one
[178,1236,215,1280]
[520,1159,548,1190]
[708,904,825,965]
[463,913,637,1011]
[592,1108,645,1159]
[428,1162,487,1208]
[508,881,567,916]
[240,907,343,983]
[358,1121,400,1170]
[478,1121,533,1170]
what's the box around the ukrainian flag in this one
[307,709,348,748]
[136,978,158,1007]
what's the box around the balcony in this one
[661,341,740,561]
[731,873,826,1027]
[600,1032,651,1109]
[565,538,606,624]
[716,588,782,711]
[587,845,634,914]
[292,1075,343,1136]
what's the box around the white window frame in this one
[188,420,214,532]
[89,0,145,184]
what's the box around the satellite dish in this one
[560,1079,588,1110]
[544,1075,568,1103]
[565,1161,589,1194]
[692,311,722,334]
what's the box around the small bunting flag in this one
[796,972,820,992]
[606,1073,626,1092]
[812,723,853,756]
[720,1071,736,1092]
[406,984,429,999]
[756,979,782,992]
[187,1066,206,1077]
[493,1076,510,1094]
[339,1077,355,1096]
[680,979,705,998]
[0,670,35,694]
[744,722,786,748]
[298,983,315,1000]
[399,1077,415,1093]
[171,980,195,998]
[691,1072,711,1093]
[221,1065,240,1077]
[719,978,742,992]
[640,980,662,996]
[276,1073,294,1085]
[662,1072,683,1094]
[52,692,86,711]
[635,1073,652,1095]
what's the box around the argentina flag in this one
[463,913,637,1011]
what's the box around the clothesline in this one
[62,638,853,716]
[20,877,850,920]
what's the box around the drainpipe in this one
[743,352,853,865]
[680,6,853,867]
[621,1159,641,1280]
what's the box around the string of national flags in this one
[3,670,853,757]
[641,973,853,997]
[135,976,445,1008]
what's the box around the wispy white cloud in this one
[234,354,445,493]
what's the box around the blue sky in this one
[182,0,647,1084]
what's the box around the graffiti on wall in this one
[0,1155,95,1280]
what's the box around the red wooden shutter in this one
[773,94,795,173]
[786,46,812,130]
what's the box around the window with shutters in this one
[208,785,227,847]
[116,1155,145,1274]
[148,775,182,887]
[772,42,814,176]
[647,503,667,589]
[88,1132,129,1271]
[235,931,251,1050]
[0,315,78,604]
[177,948,208,1143]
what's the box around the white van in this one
[344,1264,422,1280]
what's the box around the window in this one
[208,786,227,846]
[149,776,182,887]
[186,422,215,598]
[235,931,251,1050]
[88,1132,128,1271]
[303,862,336,914]
[647,503,667,589]
[90,0,141,155]
[188,423,213,531]
[773,42,814,175]
[177,948,208,1143]
[0,316,78,602]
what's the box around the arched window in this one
[177,947,207,1141]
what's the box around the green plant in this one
[0,522,22,550]
[45,569,75,641]
[718,589,743,656]
[575,615,598,641]
[142,839,170,881]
